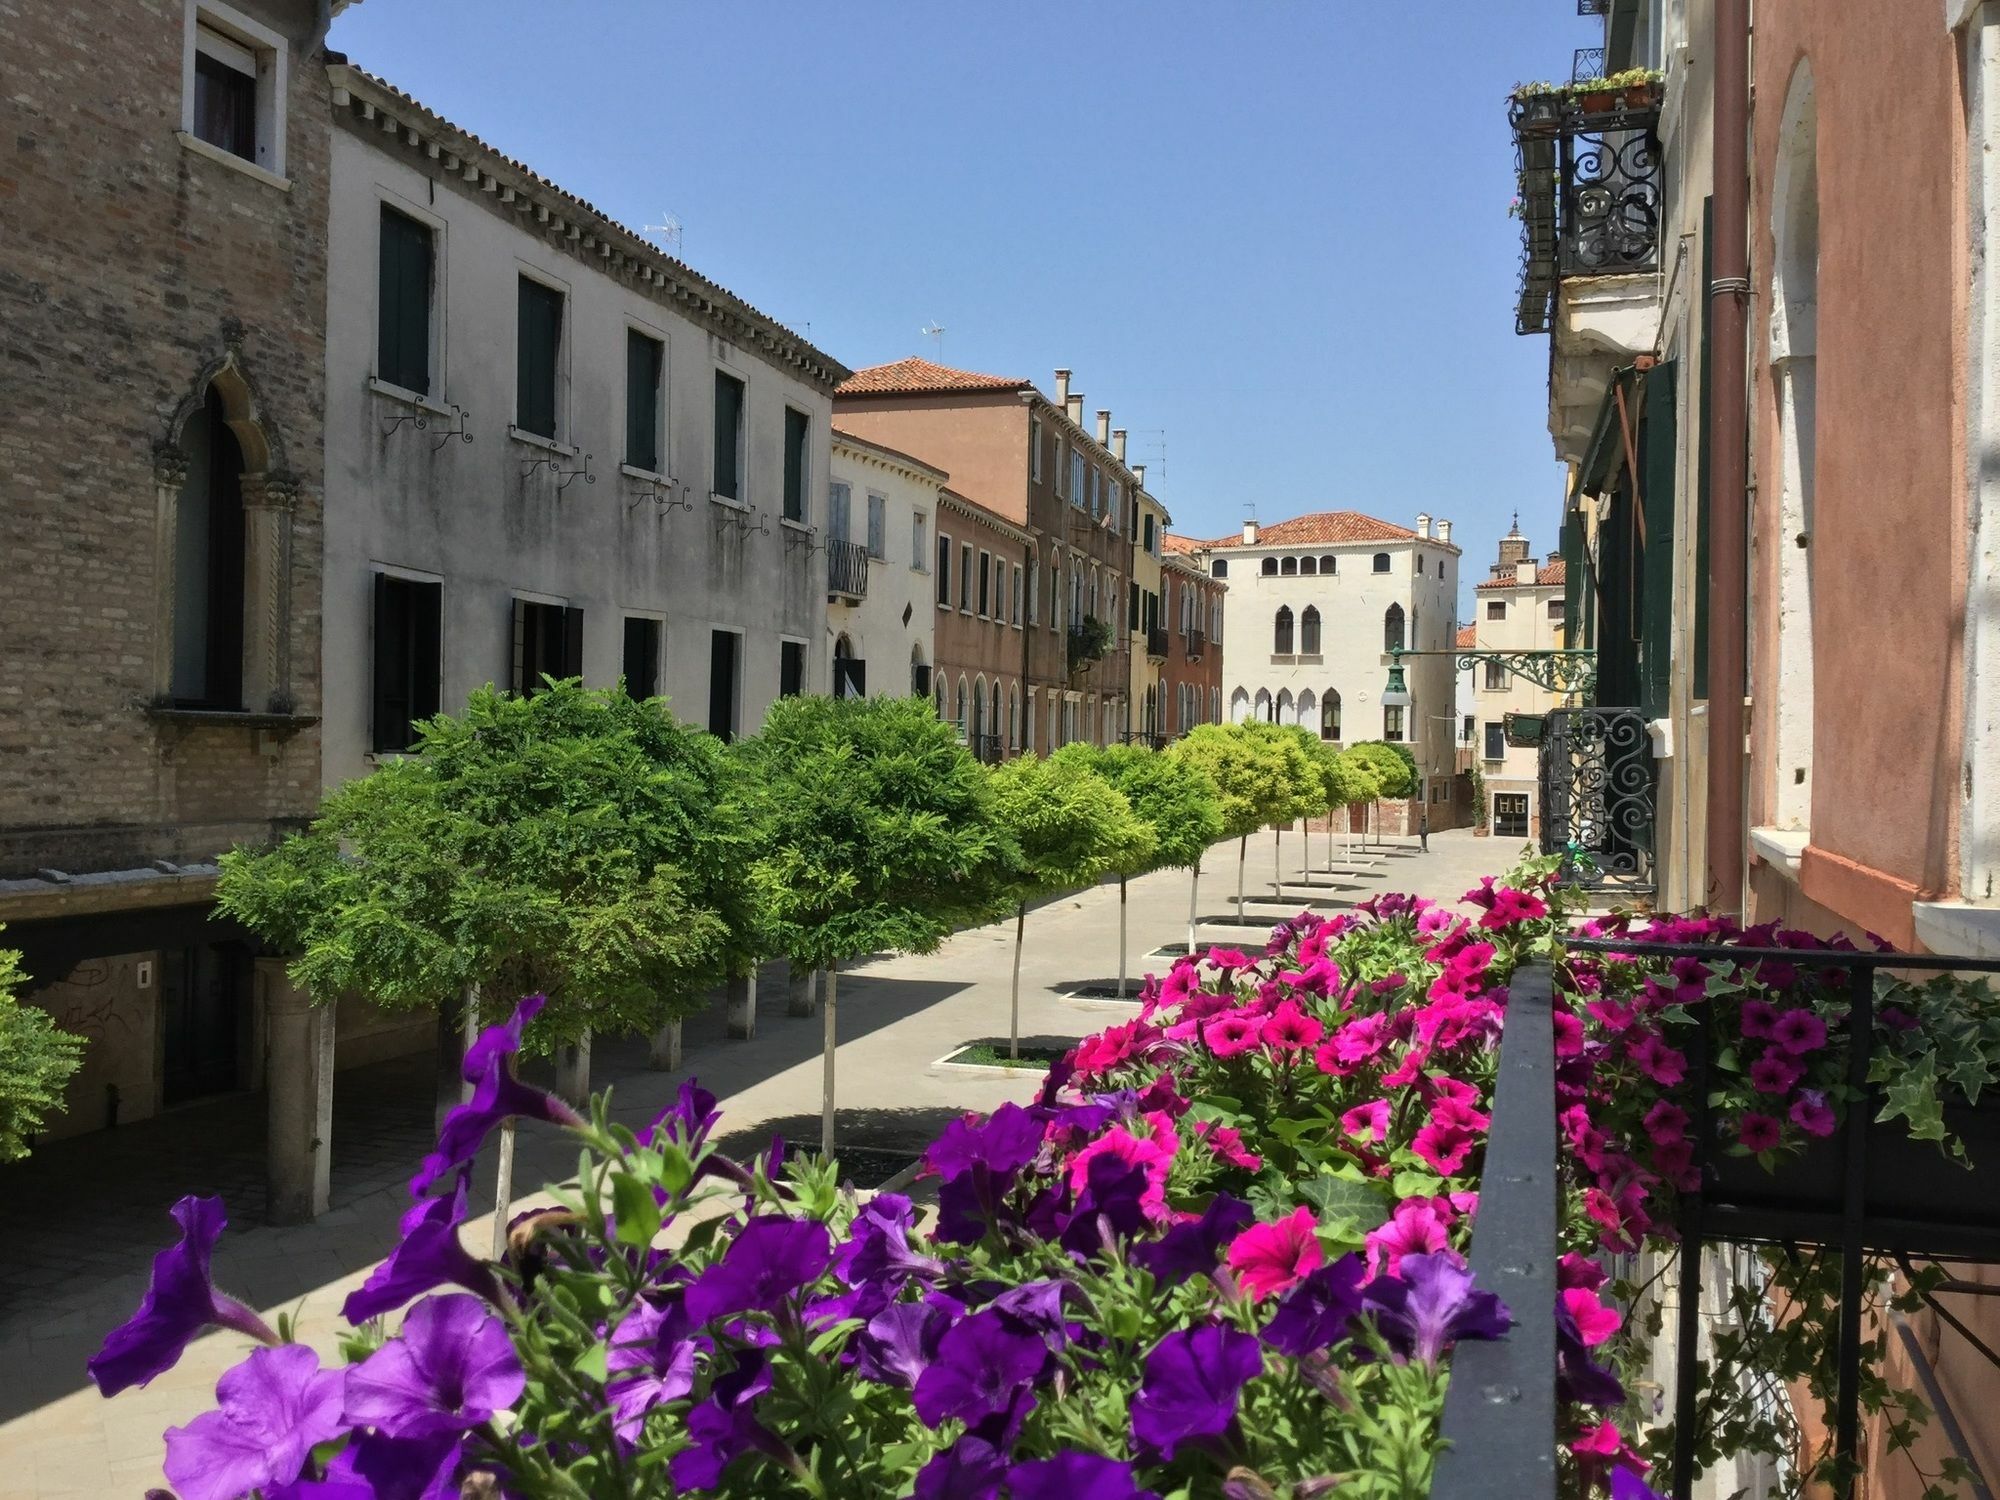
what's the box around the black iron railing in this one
[967,733,1004,765]
[827,538,869,599]
[1509,92,1663,335]
[1146,625,1169,660]
[1442,938,2000,1500]
[1571,45,1605,82]
[1120,731,1167,751]
[1537,706,1655,895]
[1186,627,1207,661]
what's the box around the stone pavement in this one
[0,826,1512,1498]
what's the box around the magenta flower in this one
[1366,1196,1453,1278]
[1561,1286,1621,1346]
[1770,1009,1828,1055]
[343,1169,500,1325]
[88,1196,279,1396]
[1628,1034,1688,1087]
[1261,1253,1366,1357]
[1262,999,1324,1051]
[1202,1012,1263,1058]
[1193,1119,1263,1170]
[1205,946,1251,971]
[911,1308,1048,1428]
[1009,1451,1160,1500]
[1558,1252,1608,1291]
[926,1101,1044,1181]
[342,1294,525,1439]
[1641,1100,1689,1144]
[1476,885,1548,928]
[1790,1089,1838,1138]
[1129,1323,1263,1460]
[1738,999,1778,1038]
[1363,1252,1511,1366]
[1737,1112,1783,1152]
[1749,1053,1804,1094]
[162,1345,347,1500]
[1340,1099,1390,1143]
[410,996,584,1199]
[1225,1207,1325,1300]
[686,1215,833,1324]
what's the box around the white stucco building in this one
[826,431,940,700]
[1206,510,1461,801]
[320,63,847,787]
[1470,522,1567,839]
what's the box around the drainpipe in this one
[1704,0,1751,916]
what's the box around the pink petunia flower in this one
[1736,1112,1783,1152]
[1642,1100,1689,1144]
[1738,999,1777,1038]
[1340,1100,1390,1144]
[1749,1054,1803,1094]
[1628,1034,1688,1087]
[1202,1013,1263,1059]
[1412,1121,1475,1175]
[1551,1009,1585,1059]
[1562,1286,1622,1347]
[1225,1207,1324,1299]
[1262,999,1324,1052]
[1477,886,1549,929]
[1789,1089,1837,1138]
[1365,1196,1453,1278]
[1193,1120,1263,1171]
[1205,947,1251,972]
[1572,1421,1648,1475]
[1770,1009,1828,1056]
[1557,1252,1607,1292]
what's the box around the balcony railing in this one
[1145,625,1169,660]
[1120,730,1167,751]
[827,538,869,600]
[1509,87,1662,335]
[966,733,1004,765]
[1186,627,1207,661]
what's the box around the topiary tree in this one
[988,753,1152,1055]
[0,931,85,1162]
[1167,724,1297,935]
[1056,743,1224,997]
[739,694,1017,1151]
[1323,745,1385,867]
[1344,740,1419,847]
[1254,722,1334,883]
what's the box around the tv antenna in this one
[643,212,684,252]
[1135,428,1167,482]
[921,322,946,359]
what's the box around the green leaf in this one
[572,1339,609,1384]
[610,1172,663,1248]
[1297,1174,1392,1232]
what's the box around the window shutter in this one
[625,331,661,472]
[378,209,431,395]
[561,606,585,678]
[371,573,399,752]
[713,372,743,499]
[412,580,442,726]
[510,596,528,694]
[783,408,809,522]
[517,279,560,438]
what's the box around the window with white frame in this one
[866,492,886,558]
[1027,563,1039,624]
[913,510,928,570]
[1070,449,1086,508]
[184,5,288,178]
[1012,565,1023,626]
[960,543,973,611]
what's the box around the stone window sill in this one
[619,463,672,485]
[145,705,319,743]
[709,493,750,512]
[368,378,452,417]
[779,517,811,534]
[1912,902,2000,960]
[509,425,578,457]
[1748,826,1809,883]
[175,130,290,191]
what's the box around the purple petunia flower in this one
[1261,1253,1367,1358]
[667,1352,776,1490]
[605,1294,699,1445]
[162,1345,347,1500]
[1611,1468,1668,1500]
[644,1077,721,1149]
[343,1168,501,1325]
[1130,1194,1256,1283]
[1362,1253,1512,1367]
[913,1435,1007,1500]
[912,1307,1048,1428]
[853,1299,954,1388]
[89,1196,279,1395]
[834,1192,945,1289]
[275,1430,464,1500]
[685,1214,833,1325]
[1770,1008,1828,1056]
[410,997,584,1200]
[926,1102,1045,1181]
[1128,1323,1263,1460]
[342,1294,525,1439]
[984,1280,1072,1347]
[1009,1450,1162,1500]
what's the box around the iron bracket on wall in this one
[1389,647,1598,697]
[379,402,473,451]
[785,524,824,557]
[713,503,769,538]
[626,475,692,515]
[521,452,594,493]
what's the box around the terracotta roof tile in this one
[838,357,1032,397]
[1476,560,1567,589]
[1161,532,1206,555]
[1211,511,1427,548]
[1456,624,1478,649]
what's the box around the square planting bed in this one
[936,1039,1071,1074]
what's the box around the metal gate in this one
[1538,707,1655,895]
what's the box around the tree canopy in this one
[0,932,85,1162]
[737,694,1017,971]
[216,681,756,1044]
[1056,743,1223,875]
[1167,724,1298,839]
[1323,744,1385,809]
[1344,740,1418,800]
[989,752,1154,903]
[1250,723,1333,824]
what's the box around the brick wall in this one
[0,0,329,877]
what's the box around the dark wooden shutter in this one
[713,373,743,499]
[783,408,808,521]
[781,640,806,697]
[379,208,432,395]
[511,597,528,694]
[936,534,950,603]
[410,581,441,727]
[561,606,585,678]
[708,630,737,740]
[517,278,561,438]
[372,573,404,752]
[625,331,661,472]
[622,617,659,699]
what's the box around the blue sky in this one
[329,2,1590,619]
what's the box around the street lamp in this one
[1380,663,1412,709]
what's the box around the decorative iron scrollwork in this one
[1565,126,1661,275]
[1538,707,1655,895]
[521,452,594,493]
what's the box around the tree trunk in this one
[1236,834,1247,922]
[1188,857,1202,957]
[490,1120,516,1260]
[1010,903,1027,1060]
[554,1032,591,1105]
[647,1019,682,1070]
[434,984,470,1132]
[1272,826,1282,899]
[786,965,818,1018]
[1116,877,1129,998]
[820,963,839,1158]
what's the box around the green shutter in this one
[783,408,808,522]
[713,372,743,499]
[1694,196,1714,701]
[625,331,661,472]
[378,208,431,395]
[517,278,561,438]
[1639,360,1679,719]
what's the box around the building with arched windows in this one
[1201,509,1461,823]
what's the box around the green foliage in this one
[988,752,1153,904]
[0,932,85,1161]
[1469,762,1488,831]
[1323,743,1384,809]
[1345,740,1417,800]
[1249,722,1332,822]
[1066,614,1114,671]
[1168,723,1298,840]
[1055,742,1224,875]
[218,681,756,1044]
[739,694,1017,970]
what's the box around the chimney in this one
[1516,558,1536,585]
[1066,393,1084,427]
[1242,518,1258,545]
[1096,408,1111,445]
[1438,519,1452,544]
[1112,427,1127,462]
[1054,368,1071,404]
[1415,512,1432,539]
[1133,463,1147,487]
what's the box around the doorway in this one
[161,942,248,1105]
[1493,793,1530,840]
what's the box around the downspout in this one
[1704,0,1752,915]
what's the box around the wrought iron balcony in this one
[1509,86,1663,336]
[1186,627,1207,661]
[1145,625,1169,661]
[1577,0,1608,13]
[826,538,869,600]
[1120,730,1167,751]
[967,732,1004,765]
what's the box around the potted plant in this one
[1609,66,1665,110]
[1509,79,1566,132]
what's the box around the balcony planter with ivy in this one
[1067,614,1114,676]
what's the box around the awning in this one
[1576,365,1643,500]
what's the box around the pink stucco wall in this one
[1748,0,1966,944]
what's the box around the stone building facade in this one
[0,0,342,1165]
[1161,535,1226,738]
[929,491,1034,761]
[1469,525,1565,840]
[827,432,942,702]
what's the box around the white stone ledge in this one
[1912,901,2000,959]
[1748,826,1809,882]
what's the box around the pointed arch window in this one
[1274,606,1295,655]
[1322,690,1342,741]
[1383,603,1406,653]
[1300,606,1322,655]
[171,385,247,708]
